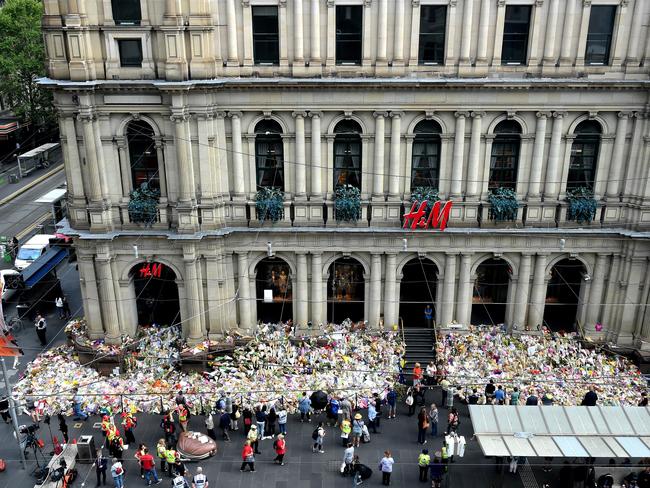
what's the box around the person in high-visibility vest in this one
[165,447,178,478]
[156,438,168,476]
[177,405,189,432]
[441,444,449,473]
[340,418,352,447]
[121,412,137,445]
[101,415,111,438]
[418,448,431,482]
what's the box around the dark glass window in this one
[127,120,159,190]
[118,39,143,67]
[411,120,441,188]
[585,5,616,65]
[489,120,521,189]
[418,5,446,64]
[336,5,363,65]
[568,121,601,190]
[334,120,362,189]
[255,120,284,190]
[252,6,279,64]
[502,6,531,64]
[112,0,141,25]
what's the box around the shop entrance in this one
[543,259,585,332]
[255,257,293,323]
[327,257,365,323]
[399,257,438,327]
[471,258,511,325]
[131,262,180,326]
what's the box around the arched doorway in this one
[130,262,180,326]
[472,258,511,325]
[399,257,438,327]
[543,259,586,331]
[327,257,365,323]
[255,257,293,323]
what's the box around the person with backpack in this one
[111,458,124,488]
[386,388,397,419]
[273,434,286,465]
[312,422,325,453]
[418,448,431,482]
[277,405,288,435]
[351,414,364,448]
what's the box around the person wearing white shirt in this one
[192,466,208,488]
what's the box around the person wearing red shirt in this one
[139,447,161,485]
[273,434,286,466]
[413,362,423,386]
[240,441,255,472]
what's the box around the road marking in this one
[0,165,64,207]
[16,212,52,240]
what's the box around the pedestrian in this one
[351,455,363,486]
[367,401,378,434]
[413,362,423,386]
[140,446,161,485]
[230,400,239,431]
[218,409,231,441]
[72,387,88,421]
[172,472,190,488]
[509,456,519,474]
[177,403,189,432]
[425,361,436,386]
[343,443,355,476]
[312,421,325,453]
[446,407,459,434]
[467,389,479,405]
[204,410,216,441]
[379,450,394,486]
[191,466,208,488]
[111,457,125,488]
[541,392,554,406]
[134,443,145,479]
[164,445,177,477]
[510,387,520,405]
[640,392,648,407]
[485,379,496,400]
[242,406,253,435]
[428,403,438,437]
[439,378,450,406]
[277,404,288,435]
[95,449,108,486]
[247,424,260,454]
[417,406,429,445]
[173,451,186,479]
[55,296,65,319]
[122,412,137,445]
[255,404,267,437]
[175,390,188,409]
[156,439,168,476]
[494,385,506,404]
[444,384,454,409]
[406,387,416,416]
[373,393,383,429]
[110,432,125,463]
[298,392,311,422]
[429,454,444,487]
[351,413,364,448]
[240,440,255,472]
[161,411,176,447]
[62,296,71,319]
[267,406,277,436]
[273,433,286,465]
[326,397,339,426]
[526,392,539,406]
[418,448,430,482]
[340,397,352,421]
[34,313,47,346]
[386,387,397,419]
[340,417,352,446]
[424,304,433,328]
[57,413,69,444]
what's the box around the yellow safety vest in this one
[418,454,430,467]
[441,446,448,460]
[157,445,166,459]
[165,449,177,464]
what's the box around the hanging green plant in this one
[566,186,597,224]
[255,187,285,222]
[128,182,160,226]
[334,184,361,222]
[488,187,519,222]
[410,187,440,211]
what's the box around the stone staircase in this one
[402,328,436,381]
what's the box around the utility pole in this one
[1,358,26,469]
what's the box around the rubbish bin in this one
[76,435,96,464]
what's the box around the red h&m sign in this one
[139,262,164,279]
[403,200,453,231]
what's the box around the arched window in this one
[127,120,159,190]
[334,120,362,189]
[489,120,521,189]
[568,120,601,190]
[255,120,284,190]
[411,120,442,188]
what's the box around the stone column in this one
[241,1,253,66]
[311,253,324,325]
[293,112,307,196]
[78,112,102,202]
[226,0,238,64]
[451,112,468,198]
[296,252,309,326]
[294,0,304,62]
[310,112,323,198]
[369,253,382,327]
[376,0,388,63]
[619,257,645,339]
[196,113,214,201]
[513,254,532,327]
[393,0,405,64]
[278,1,289,67]
[384,253,398,329]
[559,0,577,65]
[466,111,484,199]
[528,112,550,199]
[527,0,544,66]
[625,0,645,66]
[362,1,372,65]
[388,112,402,197]
[527,254,548,328]
[408,0,421,65]
[441,253,457,326]
[311,0,321,63]
[575,0,592,66]
[445,0,458,64]
[373,112,387,197]
[60,115,85,202]
[78,256,103,338]
[475,0,490,65]
[184,251,203,342]
[95,255,120,343]
[585,253,608,331]
[456,254,473,326]
[325,0,335,67]
[544,112,566,200]
[459,0,474,64]
[606,112,631,200]
[171,113,196,203]
[543,0,560,66]
[237,252,252,329]
[492,0,507,65]
[229,112,245,196]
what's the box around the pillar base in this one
[88,203,113,233]
[226,200,249,226]
[447,202,479,227]
[176,204,199,233]
[602,203,623,224]
[105,333,121,345]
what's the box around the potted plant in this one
[410,187,440,211]
[566,187,597,224]
[128,182,160,226]
[334,184,361,222]
[487,187,518,222]
[255,187,284,222]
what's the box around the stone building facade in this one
[41,0,650,347]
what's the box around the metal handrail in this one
[399,316,405,345]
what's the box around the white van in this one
[14,234,55,271]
